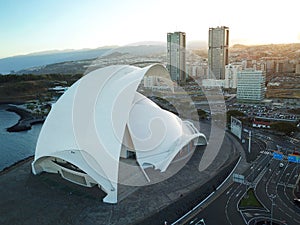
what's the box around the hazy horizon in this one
[1,0,299,59]
[2,39,300,60]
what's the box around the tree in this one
[270,121,297,135]
[226,110,245,124]
[197,109,207,119]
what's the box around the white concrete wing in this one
[32,64,207,204]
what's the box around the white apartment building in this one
[237,69,266,102]
[224,64,242,89]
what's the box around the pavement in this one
[0,122,242,225]
[183,132,259,225]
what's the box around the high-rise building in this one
[208,26,229,79]
[237,69,266,102]
[167,32,186,84]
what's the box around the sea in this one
[0,105,42,171]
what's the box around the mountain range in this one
[0,47,113,74]
[0,41,207,75]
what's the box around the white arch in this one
[32,64,207,204]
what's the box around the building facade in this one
[202,79,224,88]
[296,64,300,74]
[237,69,266,102]
[167,31,186,84]
[208,26,229,80]
[224,64,242,89]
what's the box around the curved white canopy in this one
[32,64,207,203]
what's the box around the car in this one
[279,163,284,168]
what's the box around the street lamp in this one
[268,194,276,225]
[248,130,252,153]
[243,129,252,153]
[251,163,256,184]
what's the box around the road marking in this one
[286,184,295,188]
[286,213,292,218]
[244,212,252,217]
[289,207,294,213]
[260,150,271,155]
[189,218,197,224]
[226,187,233,195]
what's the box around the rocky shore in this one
[6,106,45,132]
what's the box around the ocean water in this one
[0,105,42,171]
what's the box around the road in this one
[183,133,268,225]
[253,156,300,224]
[184,130,300,225]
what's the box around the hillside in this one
[0,48,113,74]
[229,43,300,61]
[0,74,81,104]
[0,44,168,75]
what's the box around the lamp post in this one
[251,163,256,184]
[269,194,276,225]
[248,130,252,153]
[243,129,252,153]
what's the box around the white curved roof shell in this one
[32,64,207,203]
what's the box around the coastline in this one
[0,104,42,173]
[5,105,45,132]
[0,155,33,175]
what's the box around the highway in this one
[253,157,300,224]
[184,130,300,225]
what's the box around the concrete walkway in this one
[0,127,242,225]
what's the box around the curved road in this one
[183,130,300,225]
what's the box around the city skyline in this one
[1,0,300,59]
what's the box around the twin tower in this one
[167,26,229,83]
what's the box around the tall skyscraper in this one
[208,26,229,79]
[167,31,186,84]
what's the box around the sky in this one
[0,0,299,59]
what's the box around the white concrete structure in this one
[32,64,207,204]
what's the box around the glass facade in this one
[167,32,186,84]
[237,70,266,101]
